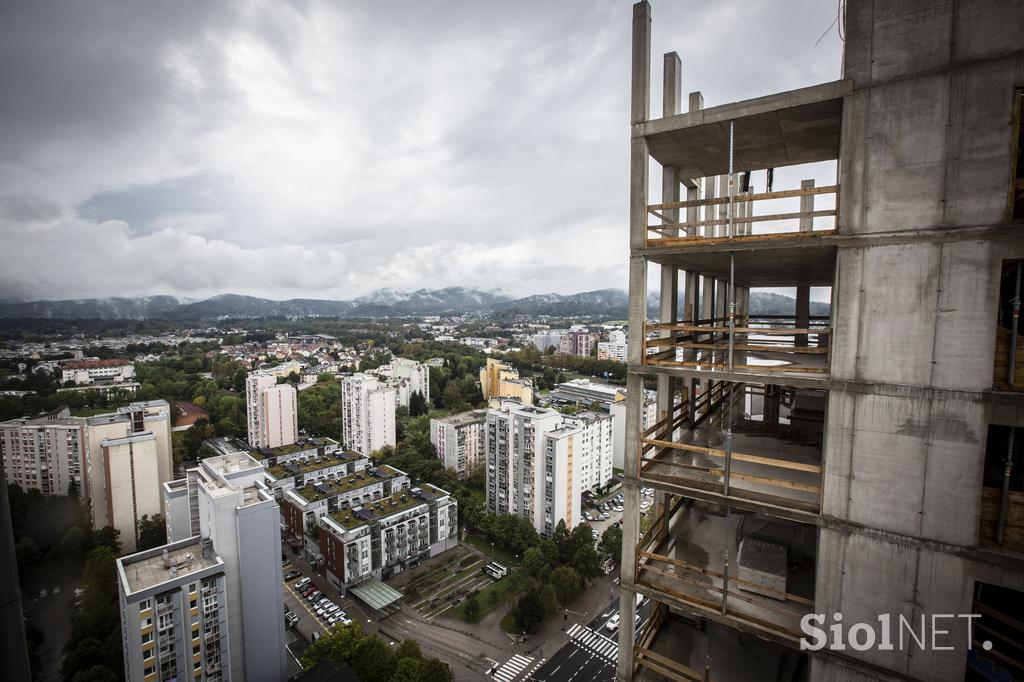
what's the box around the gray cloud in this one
[0,0,843,301]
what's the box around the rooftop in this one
[120,539,222,595]
[326,490,426,530]
[251,436,341,461]
[64,358,132,369]
[435,410,486,426]
[293,464,404,503]
[267,449,362,480]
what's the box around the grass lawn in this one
[449,571,528,623]
[462,533,516,566]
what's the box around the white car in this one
[605,614,621,632]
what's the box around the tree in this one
[551,520,571,563]
[136,515,167,551]
[599,525,622,562]
[572,543,602,580]
[301,623,364,670]
[441,383,463,409]
[70,664,120,682]
[15,536,40,577]
[521,546,549,581]
[408,391,428,417]
[350,636,396,682]
[464,594,481,621]
[512,590,547,634]
[550,566,583,604]
[60,526,87,558]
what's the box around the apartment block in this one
[280,463,408,561]
[0,407,87,497]
[430,409,486,478]
[117,538,228,682]
[245,372,298,450]
[319,482,458,591]
[618,2,1024,681]
[597,331,629,363]
[563,411,614,493]
[86,400,173,551]
[388,357,431,406]
[61,358,135,385]
[479,358,534,405]
[158,451,288,681]
[340,373,396,456]
[558,329,593,357]
[485,401,584,535]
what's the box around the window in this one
[138,598,151,612]
[142,632,153,644]
[144,666,155,677]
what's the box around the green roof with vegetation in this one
[293,464,405,503]
[326,490,426,530]
[266,449,361,479]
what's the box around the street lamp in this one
[491,542,494,560]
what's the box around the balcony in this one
[635,498,816,646]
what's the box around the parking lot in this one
[280,557,363,644]
[583,486,655,546]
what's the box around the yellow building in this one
[479,358,534,405]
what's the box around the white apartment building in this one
[116,538,229,682]
[245,372,298,450]
[319,482,458,590]
[597,331,628,363]
[430,410,486,478]
[531,330,565,353]
[0,407,87,497]
[388,357,430,405]
[549,378,625,409]
[485,401,580,535]
[86,400,173,551]
[158,451,288,681]
[610,394,658,470]
[341,374,396,456]
[563,411,614,493]
[61,358,135,385]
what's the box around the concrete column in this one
[657,51,681,424]
[621,6,649,679]
[795,179,814,347]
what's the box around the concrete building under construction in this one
[618,2,1024,681]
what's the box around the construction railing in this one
[635,533,814,645]
[646,181,838,246]
[644,316,832,375]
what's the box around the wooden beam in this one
[649,184,838,211]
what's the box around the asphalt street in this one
[529,596,653,682]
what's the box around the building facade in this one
[340,374,396,456]
[0,407,87,497]
[319,482,458,590]
[479,358,534,405]
[618,2,1024,681]
[563,411,614,493]
[245,372,298,450]
[86,400,173,551]
[430,409,486,478]
[157,451,288,681]
[61,358,135,385]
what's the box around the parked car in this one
[284,570,301,581]
[285,612,299,628]
[294,577,311,590]
[306,590,322,603]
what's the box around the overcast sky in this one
[0,0,842,302]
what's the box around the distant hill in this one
[0,287,828,320]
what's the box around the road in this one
[529,596,653,682]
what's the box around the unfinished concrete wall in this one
[816,1,1024,680]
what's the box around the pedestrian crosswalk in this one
[567,623,619,662]
[491,654,541,682]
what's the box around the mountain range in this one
[0,288,829,320]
